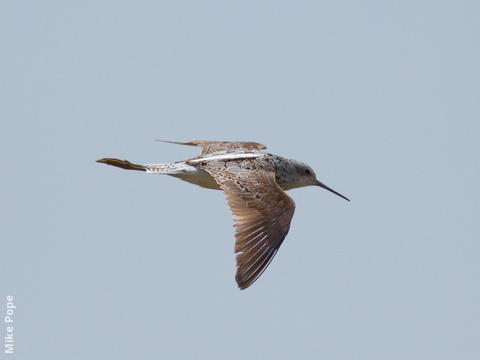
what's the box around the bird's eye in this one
[304,169,311,175]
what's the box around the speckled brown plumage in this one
[97,140,349,290]
[195,162,295,289]
[162,140,266,156]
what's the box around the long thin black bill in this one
[316,180,350,201]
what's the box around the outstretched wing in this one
[201,165,295,289]
[160,140,267,156]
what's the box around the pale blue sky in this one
[1,1,479,359]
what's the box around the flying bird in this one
[97,140,349,289]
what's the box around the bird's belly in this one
[168,169,221,190]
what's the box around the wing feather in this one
[201,166,295,289]
[160,140,267,156]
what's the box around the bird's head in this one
[289,161,350,201]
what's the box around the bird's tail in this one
[97,158,196,174]
[97,158,147,171]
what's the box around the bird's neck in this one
[271,156,302,191]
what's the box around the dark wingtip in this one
[235,274,249,291]
[154,139,197,146]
